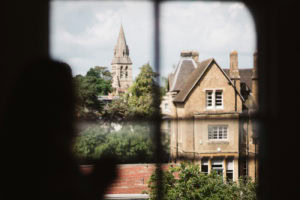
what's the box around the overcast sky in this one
[50,1,256,79]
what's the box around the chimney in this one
[180,50,192,57]
[252,51,258,79]
[229,50,240,109]
[229,50,240,79]
[180,50,199,62]
[252,51,259,106]
[191,51,199,62]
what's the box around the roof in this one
[223,68,253,90]
[112,25,132,64]
[173,58,245,103]
[170,58,197,92]
[173,58,213,102]
[168,73,174,89]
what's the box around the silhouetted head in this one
[2,59,76,162]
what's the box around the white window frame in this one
[164,103,169,111]
[208,125,228,140]
[206,90,213,109]
[205,89,224,110]
[211,159,224,176]
[215,90,223,109]
[226,159,234,181]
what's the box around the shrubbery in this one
[147,162,257,200]
[73,122,170,164]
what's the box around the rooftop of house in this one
[168,51,254,103]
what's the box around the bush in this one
[73,122,170,164]
[147,162,257,200]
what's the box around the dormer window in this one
[206,89,223,109]
[215,90,223,108]
[206,90,213,108]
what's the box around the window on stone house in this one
[125,66,128,78]
[167,120,171,129]
[215,90,223,108]
[226,159,234,182]
[211,159,223,176]
[206,90,213,108]
[164,103,169,110]
[201,159,208,174]
[208,125,228,140]
[206,90,223,109]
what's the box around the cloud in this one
[50,1,154,78]
[159,2,256,76]
[50,1,256,79]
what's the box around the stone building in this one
[111,25,133,94]
[161,50,258,182]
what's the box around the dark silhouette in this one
[0,59,117,200]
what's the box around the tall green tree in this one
[102,63,161,121]
[74,66,112,119]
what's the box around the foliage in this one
[148,162,257,200]
[101,96,131,122]
[102,63,161,121]
[74,66,112,119]
[160,76,169,97]
[73,122,170,164]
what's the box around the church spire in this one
[111,24,133,93]
[112,25,132,64]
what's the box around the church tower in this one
[111,25,133,93]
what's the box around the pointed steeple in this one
[112,25,132,64]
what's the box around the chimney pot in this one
[229,50,240,79]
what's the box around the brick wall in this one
[80,164,173,194]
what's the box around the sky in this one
[50,1,256,79]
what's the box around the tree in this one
[74,66,112,119]
[147,162,257,200]
[160,76,169,97]
[73,122,171,164]
[103,63,161,121]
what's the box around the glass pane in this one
[160,0,257,198]
[50,1,161,198]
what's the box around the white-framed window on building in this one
[205,89,223,109]
[206,90,213,108]
[208,125,228,140]
[201,159,208,174]
[226,159,234,182]
[215,90,223,108]
[167,120,171,130]
[164,103,169,111]
[211,159,223,176]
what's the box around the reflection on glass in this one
[51,0,258,199]
[158,1,258,199]
[74,121,170,164]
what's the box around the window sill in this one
[207,140,229,144]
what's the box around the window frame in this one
[205,89,224,110]
[208,125,228,141]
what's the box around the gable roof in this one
[170,58,198,92]
[173,58,245,103]
[223,68,253,90]
[168,73,175,90]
